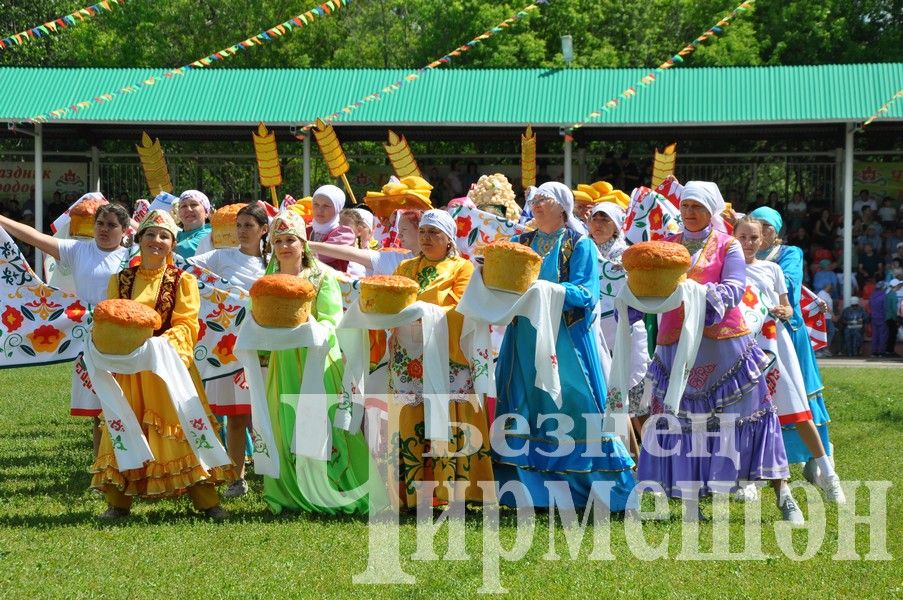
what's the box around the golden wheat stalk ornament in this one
[651,143,677,189]
[384,130,421,179]
[252,122,283,206]
[521,125,536,189]
[135,132,173,196]
[313,118,356,204]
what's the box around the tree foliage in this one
[0,0,899,70]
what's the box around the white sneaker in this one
[778,495,805,525]
[802,459,819,485]
[734,482,760,502]
[817,473,847,504]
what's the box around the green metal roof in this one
[1,64,901,127]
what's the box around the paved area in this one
[818,357,903,368]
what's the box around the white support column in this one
[34,123,44,272]
[833,147,843,213]
[563,135,573,188]
[91,145,101,192]
[303,133,311,197]
[842,124,854,306]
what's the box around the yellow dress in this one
[389,255,495,507]
[91,265,232,502]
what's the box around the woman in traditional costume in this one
[388,209,495,508]
[174,190,212,259]
[188,203,269,498]
[748,206,841,499]
[636,182,801,523]
[493,182,636,511]
[92,210,231,519]
[0,195,131,450]
[263,211,380,515]
[733,216,844,502]
[306,185,356,272]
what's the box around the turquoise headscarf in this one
[749,206,783,234]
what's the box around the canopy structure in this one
[1,64,901,304]
[0,64,900,141]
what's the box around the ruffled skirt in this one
[637,336,790,498]
[91,365,233,498]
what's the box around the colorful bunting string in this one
[0,1,126,51]
[862,89,903,128]
[297,1,544,133]
[27,0,351,123]
[568,0,755,132]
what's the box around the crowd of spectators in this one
[757,188,902,358]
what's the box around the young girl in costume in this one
[188,203,270,498]
[733,216,844,503]
[261,211,382,515]
[748,207,840,498]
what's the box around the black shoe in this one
[98,506,130,521]
[203,506,229,521]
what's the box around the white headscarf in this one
[420,209,456,244]
[312,184,346,235]
[526,181,587,234]
[589,202,626,232]
[351,207,375,230]
[679,181,725,232]
[178,189,211,214]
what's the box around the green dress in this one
[262,264,387,515]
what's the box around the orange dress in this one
[91,265,232,499]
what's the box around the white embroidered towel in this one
[458,268,565,407]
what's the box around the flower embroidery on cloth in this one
[742,287,760,308]
[762,320,778,340]
[687,362,716,389]
[416,265,439,291]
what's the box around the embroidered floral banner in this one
[173,257,250,381]
[0,226,89,367]
[623,186,682,245]
[447,204,527,260]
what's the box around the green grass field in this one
[1,363,900,598]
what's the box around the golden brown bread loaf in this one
[482,240,542,294]
[359,275,419,314]
[92,299,162,354]
[250,274,316,327]
[622,241,691,297]
[69,199,107,238]
[210,203,247,248]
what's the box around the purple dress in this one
[637,225,790,498]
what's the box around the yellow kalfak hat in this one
[573,181,615,204]
[364,176,434,218]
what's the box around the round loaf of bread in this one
[249,274,316,328]
[210,203,247,249]
[622,241,691,297]
[359,275,419,314]
[92,299,162,355]
[482,240,542,294]
[70,199,107,238]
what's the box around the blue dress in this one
[492,227,636,510]
[767,245,832,462]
